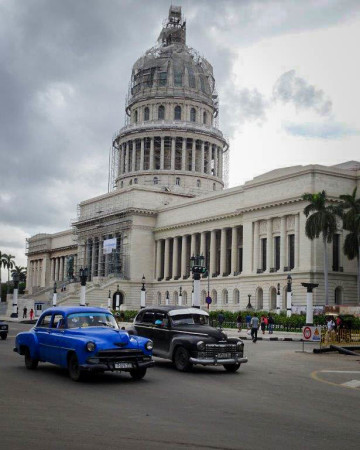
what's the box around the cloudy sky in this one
[1,0,360,275]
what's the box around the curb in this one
[240,336,303,342]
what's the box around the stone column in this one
[59,256,64,282]
[140,138,144,171]
[181,138,186,171]
[220,228,227,276]
[200,232,206,257]
[181,235,187,278]
[164,238,170,279]
[214,145,218,177]
[210,230,216,276]
[132,142,136,172]
[98,237,103,277]
[207,145,211,175]
[50,258,54,282]
[231,226,238,275]
[295,213,300,269]
[149,137,154,170]
[91,240,97,279]
[191,139,196,172]
[54,258,59,282]
[266,219,272,272]
[156,240,162,280]
[218,148,222,179]
[280,216,287,271]
[160,136,164,170]
[119,144,124,175]
[172,236,179,279]
[190,233,196,257]
[171,137,175,170]
[253,221,259,273]
[201,141,205,174]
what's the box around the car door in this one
[34,312,53,361]
[152,311,172,356]
[46,314,66,366]
[134,310,155,339]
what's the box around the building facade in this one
[25,7,360,311]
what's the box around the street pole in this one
[116,285,120,311]
[276,283,281,315]
[190,255,205,309]
[140,275,146,308]
[108,290,111,311]
[179,286,182,306]
[53,282,57,307]
[166,291,169,305]
[301,283,319,325]
[286,274,292,318]
[79,267,88,306]
[11,272,19,318]
[193,275,200,308]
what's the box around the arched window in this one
[157,292,161,305]
[134,110,138,123]
[175,177,180,186]
[165,291,170,305]
[174,70,182,86]
[270,287,276,310]
[212,289,217,305]
[256,287,263,310]
[159,72,167,86]
[233,289,240,305]
[335,286,343,305]
[201,290,206,305]
[223,289,228,305]
[203,111,207,124]
[158,105,165,120]
[174,291,178,305]
[213,183,216,191]
[134,178,138,184]
[129,179,132,185]
[153,177,159,185]
[144,107,149,121]
[196,179,201,188]
[183,291,187,305]
[190,108,196,122]
[174,106,181,120]
[120,181,124,188]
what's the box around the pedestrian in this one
[260,316,266,335]
[29,308,34,320]
[264,315,269,331]
[268,314,274,334]
[236,313,242,333]
[218,312,225,329]
[250,315,259,343]
[23,306,27,319]
[245,313,251,330]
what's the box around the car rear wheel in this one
[24,349,38,370]
[174,346,192,372]
[1,334,7,340]
[223,363,241,372]
[68,353,82,381]
[129,367,147,380]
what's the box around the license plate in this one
[216,352,231,359]
[114,362,133,369]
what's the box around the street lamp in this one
[53,282,57,307]
[140,275,146,309]
[190,254,206,308]
[11,272,19,318]
[179,286,182,306]
[286,274,292,318]
[108,290,111,311]
[79,267,88,306]
[276,283,281,315]
[166,291,169,305]
[115,285,121,311]
[246,294,253,310]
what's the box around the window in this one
[120,181,124,188]
[134,110,138,123]
[234,289,240,305]
[159,72,167,86]
[174,106,181,120]
[144,107,149,121]
[158,105,165,120]
[213,183,216,191]
[333,234,340,271]
[223,290,228,305]
[200,76,206,92]
[288,234,295,270]
[188,66,196,88]
[157,292,161,305]
[174,70,182,86]
[153,177,159,185]
[134,178,138,184]
[261,238,267,271]
[190,108,196,122]
[129,179,132,185]
[274,236,280,271]
[203,111,207,124]
[37,314,52,328]
[175,177,180,186]
[196,179,201,187]
[142,311,155,324]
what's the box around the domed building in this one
[23,6,359,317]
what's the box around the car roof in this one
[140,306,209,315]
[41,306,110,316]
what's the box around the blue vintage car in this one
[14,306,154,381]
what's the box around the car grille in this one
[203,343,238,357]
[1,325,7,330]
[96,349,145,361]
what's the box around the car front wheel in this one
[24,349,38,370]
[174,346,192,372]
[68,353,82,381]
[223,363,241,373]
[130,367,147,380]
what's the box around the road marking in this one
[321,370,360,374]
[342,380,360,388]
[311,370,360,390]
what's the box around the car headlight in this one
[86,341,96,352]
[236,341,244,350]
[145,340,153,351]
[197,341,206,351]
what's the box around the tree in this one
[11,266,27,283]
[338,187,360,303]
[3,254,16,290]
[303,191,339,305]
[0,251,7,302]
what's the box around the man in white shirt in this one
[250,315,259,343]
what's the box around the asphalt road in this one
[1,323,360,450]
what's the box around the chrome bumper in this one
[189,356,248,366]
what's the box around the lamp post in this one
[190,254,206,309]
[53,282,57,307]
[301,283,319,325]
[246,294,253,310]
[286,274,292,318]
[140,275,146,309]
[108,290,111,311]
[179,286,182,306]
[115,285,120,311]
[11,272,19,318]
[79,267,88,306]
[276,283,281,315]
[166,291,169,305]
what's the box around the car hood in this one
[172,325,226,340]
[65,327,132,346]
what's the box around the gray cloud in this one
[283,122,360,139]
[273,70,332,115]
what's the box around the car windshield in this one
[67,312,119,329]
[170,314,209,326]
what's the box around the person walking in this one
[245,313,252,330]
[23,306,27,319]
[268,314,274,334]
[29,308,34,320]
[260,316,266,335]
[236,313,242,333]
[250,315,259,343]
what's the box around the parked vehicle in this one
[130,306,248,372]
[14,306,154,381]
[0,320,8,340]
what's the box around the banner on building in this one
[103,238,117,254]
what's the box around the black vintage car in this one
[130,306,248,372]
[0,320,8,340]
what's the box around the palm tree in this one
[303,190,339,305]
[11,266,27,283]
[3,254,16,291]
[338,187,360,303]
[0,251,7,302]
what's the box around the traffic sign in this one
[205,296,212,304]
[302,326,321,341]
